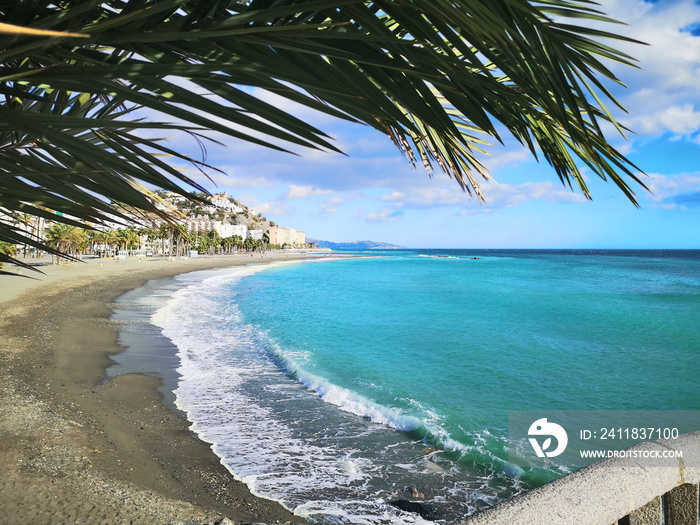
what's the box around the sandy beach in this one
[0,253,327,525]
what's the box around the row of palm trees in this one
[132,224,275,257]
[10,222,282,265]
[44,224,90,264]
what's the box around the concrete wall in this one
[461,431,700,525]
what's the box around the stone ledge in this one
[461,431,700,525]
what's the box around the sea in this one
[109,249,700,524]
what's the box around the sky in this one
[163,0,700,249]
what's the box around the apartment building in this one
[267,226,306,246]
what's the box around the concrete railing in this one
[461,431,700,525]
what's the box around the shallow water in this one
[114,250,700,524]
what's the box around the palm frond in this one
[0,0,645,268]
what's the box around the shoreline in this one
[0,253,334,524]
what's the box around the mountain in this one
[309,239,403,250]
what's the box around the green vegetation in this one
[0,240,15,269]
[0,1,644,270]
[44,224,88,263]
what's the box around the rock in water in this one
[404,485,425,499]
[389,499,439,521]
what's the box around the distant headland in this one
[309,239,403,250]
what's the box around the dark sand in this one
[0,254,329,524]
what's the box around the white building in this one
[163,192,189,204]
[247,229,263,240]
[268,226,306,246]
[186,218,248,239]
[211,193,244,214]
[219,223,248,239]
[187,218,220,233]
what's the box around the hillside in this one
[156,191,274,232]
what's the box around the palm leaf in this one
[0,0,646,268]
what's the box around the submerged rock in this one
[404,485,425,499]
[389,499,439,521]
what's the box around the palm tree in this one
[221,236,235,255]
[157,223,176,258]
[182,230,197,255]
[205,230,222,255]
[44,223,88,264]
[0,1,645,271]
[0,240,15,269]
[12,213,34,258]
[136,226,158,256]
[232,235,245,253]
[104,229,121,257]
[89,230,107,257]
[117,228,140,254]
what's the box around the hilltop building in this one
[211,192,244,213]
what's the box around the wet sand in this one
[0,254,330,525]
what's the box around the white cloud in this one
[168,161,278,193]
[380,191,408,202]
[397,186,469,208]
[319,195,362,214]
[356,208,405,223]
[591,1,700,139]
[623,104,700,136]
[650,203,684,211]
[284,184,334,199]
[326,197,350,205]
[236,195,291,217]
[383,181,587,212]
[643,172,700,203]
[478,181,588,209]
[480,146,532,171]
[347,135,397,155]
[219,175,275,188]
[214,169,276,189]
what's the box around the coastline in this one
[0,253,331,524]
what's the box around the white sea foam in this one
[130,251,651,522]
[150,261,442,524]
[270,347,422,433]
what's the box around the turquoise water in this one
[150,250,700,524]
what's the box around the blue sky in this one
[168,0,700,248]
